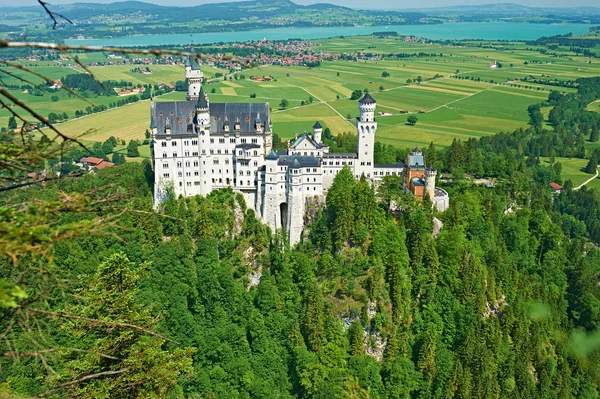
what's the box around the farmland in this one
[16,35,600,183]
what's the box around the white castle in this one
[150,55,449,244]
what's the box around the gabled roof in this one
[313,121,322,129]
[291,158,302,169]
[291,132,328,150]
[550,182,563,190]
[359,92,376,104]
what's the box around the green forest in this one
[2,78,600,399]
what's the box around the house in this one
[80,157,115,170]
[550,182,562,193]
[418,110,426,114]
[378,111,392,116]
[489,61,498,69]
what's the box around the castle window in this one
[194,181,200,186]
[177,162,182,167]
[252,138,258,143]
[178,171,182,177]
[210,139,214,144]
[185,152,189,157]
[213,159,219,165]
[367,162,371,166]
[225,149,229,154]
[225,159,229,165]
[192,140,197,145]
[210,149,214,154]
[163,173,169,178]
[185,161,190,167]
[161,142,167,147]
[173,152,177,157]
[163,163,168,168]
[217,149,221,155]
[230,138,236,143]
[172,141,176,146]
[219,138,225,144]
[179,182,182,187]
[194,171,199,176]
[162,152,167,158]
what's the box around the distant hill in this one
[394,2,600,15]
[0,0,352,22]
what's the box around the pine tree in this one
[55,253,194,398]
[348,320,365,356]
[590,124,599,142]
[327,166,356,248]
[304,284,326,351]
[585,150,598,174]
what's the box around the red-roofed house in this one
[550,182,562,193]
[80,157,115,170]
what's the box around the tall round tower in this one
[185,52,204,101]
[425,167,437,201]
[313,121,323,143]
[355,93,377,178]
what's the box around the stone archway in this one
[279,202,288,231]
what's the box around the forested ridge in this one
[1,88,600,398]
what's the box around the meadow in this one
[22,35,600,181]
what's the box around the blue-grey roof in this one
[149,109,157,129]
[237,143,261,149]
[359,92,376,104]
[196,87,209,109]
[412,177,424,186]
[322,152,358,159]
[266,150,279,160]
[375,161,404,168]
[188,54,201,70]
[152,101,271,137]
[313,121,322,129]
[408,154,425,168]
[277,155,321,168]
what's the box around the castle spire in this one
[196,86,209,110]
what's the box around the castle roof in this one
[291,132,328,150]
[375,161,404,169]
[291,158,302,169]
[408,152,425,168]
[188,54,201,70]
[277,155,321,168]
[149,104,157,129]
[322,152,358,159]
[313,121,322,129]
[359,92,376,104]
[152,101,270,138]
[196,86,209,109]
[266,150,279,160]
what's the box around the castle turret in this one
[313,121,323,143]
[355,93,377,178]
[195,86,210,129]
[425,167,437,201]
[185,51,203,101]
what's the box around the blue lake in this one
[65,22,592,47]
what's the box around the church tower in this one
[355,93,377,178]
[185,52,203,101]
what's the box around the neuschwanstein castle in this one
[150,55,449,244]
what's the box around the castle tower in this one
[313,121,323,143]
[425,167,437,201]
[195,86,210,129]
[185,52,203,101]
[355,93,377,178]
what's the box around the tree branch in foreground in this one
[35,369,127,398]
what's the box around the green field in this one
[20,35,600,184]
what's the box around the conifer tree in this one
[348,320,365,356]
[55,253,194,398]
